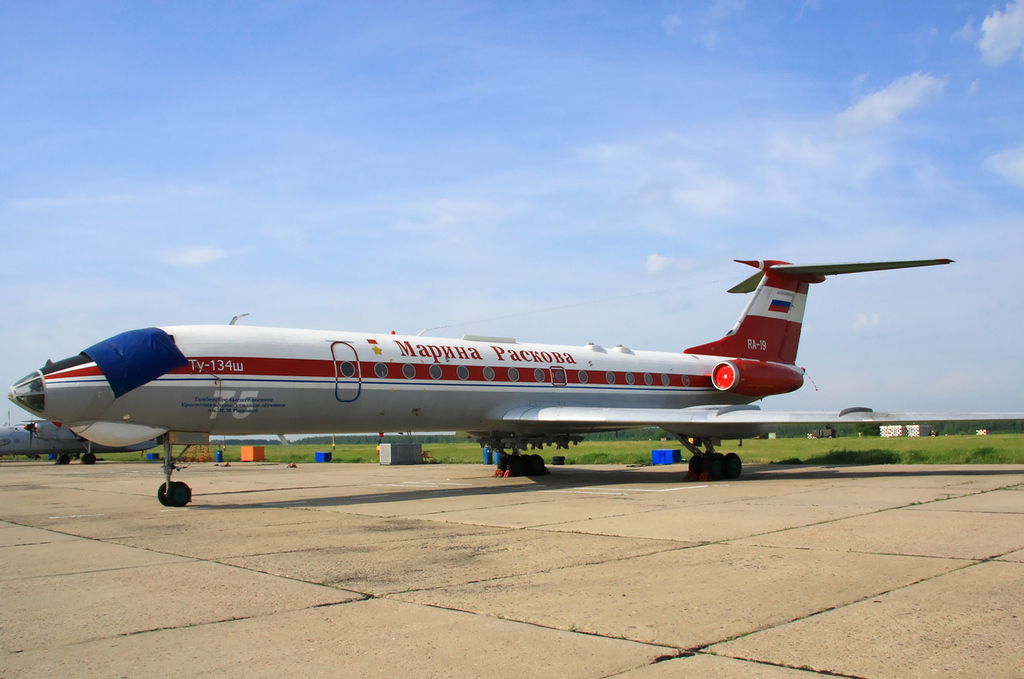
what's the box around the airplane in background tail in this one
[9,257,1020,507]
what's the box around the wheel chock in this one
[288,462,297,468]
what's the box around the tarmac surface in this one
[1,458,1023,678]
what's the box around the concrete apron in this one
[0,461,1022,678]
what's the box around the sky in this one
[2,1,1024,423]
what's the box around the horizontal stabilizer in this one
[728,258,953,294]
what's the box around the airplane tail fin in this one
[684,258,953,365]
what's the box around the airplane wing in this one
[502,405,1023,439]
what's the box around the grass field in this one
[81,433,1024,467]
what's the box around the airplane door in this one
[550,366,567,386]
[331,342,362,403]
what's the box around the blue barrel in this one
[482,447,493,465]
[215,450,224,462]
[494,451,505,467]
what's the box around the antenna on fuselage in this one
[229,313,250,326]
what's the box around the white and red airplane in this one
[8,258,1018,507]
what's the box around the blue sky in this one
[2,1,1024,420]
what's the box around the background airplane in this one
[0,420,157,465]
[8,258,1022,507]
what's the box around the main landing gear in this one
[679,437,742,481]
[157,437,192,507]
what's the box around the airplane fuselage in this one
[35,325,783,445]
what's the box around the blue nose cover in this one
[83,327,189,398]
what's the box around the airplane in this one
[8,258,1022,507]
[0,420,157,464]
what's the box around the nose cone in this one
[9,327,188,425]
[9,371,45,416]
[10,353,107,422]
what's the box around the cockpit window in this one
[9,372,44,414]
[40,354,92,376]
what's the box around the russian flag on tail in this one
[768,298,792,314]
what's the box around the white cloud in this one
[645,254,694,274]
[696,29,720,49]
[768,135,836,168]
[695,0,744,48]
[956,18,978,42]
[163,246,230,266]
[661,15,681,35]
[984,146,1024,186]
[836,73,946,133]
[854,312,881,330]
[796,0,821,19]
[396,198,527,234]
[978,1,1024,65]
[707,0,745,21]
[9,193,138,209]
[646,254,670,273]
[672,177,740,214]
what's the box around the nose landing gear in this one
[157,436,193,507]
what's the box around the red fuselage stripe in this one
[46,356,712,389]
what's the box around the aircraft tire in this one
[82,452,96,465]
[527,454,548,476]
[170,481,192,506]
[507,454,526,477]
[158,481,192,507]
[57,453,71,465]
[687,455,703,475]
[723,452,742,479]
[705,453,725,481]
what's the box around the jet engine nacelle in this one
[711,359,804,398]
